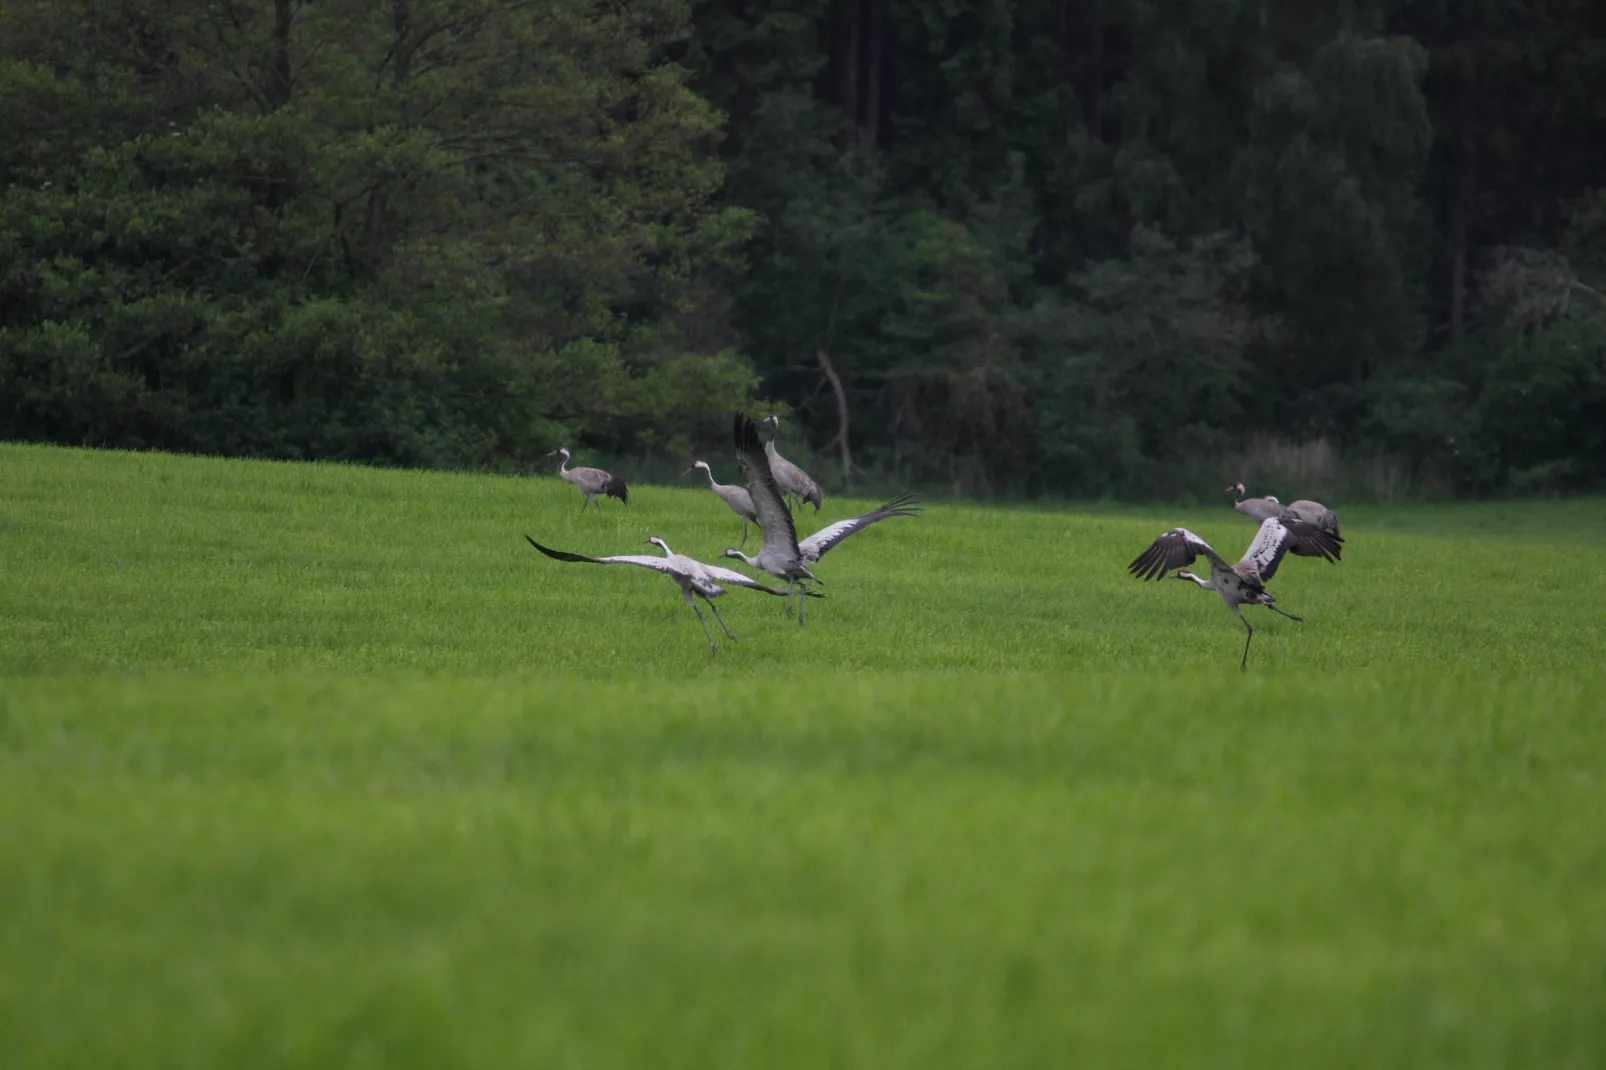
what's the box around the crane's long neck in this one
[556,451,570,475]
[701,467,719,490]
[726,550,758,568]
[1176,569,1211,589]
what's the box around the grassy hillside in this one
[2,443,1604,1069]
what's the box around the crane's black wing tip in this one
[525,536,595,565]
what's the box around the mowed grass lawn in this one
[2,442,1605,1068]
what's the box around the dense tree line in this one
[3,0,1603,498]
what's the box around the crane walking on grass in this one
[762,415,822,513]
[525,534,818,653]
[1128,516,1341,670]
[549,448,629,512]
[685,460,759,548]
[1228,483,1342,550]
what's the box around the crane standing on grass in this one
[524,534,819,653]
[762,415,822,513]
[1228,483,1342,550]
[1128,516,1341,670]
[685,460,759,548]
[549,448,629,512]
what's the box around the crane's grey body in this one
[722,413,821,624]
[525,533,815,653]
[1227,483,1342,557]
[762,415,822,513]
[686,460,758,547]
[1129,516,1340,669]
[551,448,628,511]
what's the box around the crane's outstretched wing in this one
[733,412,802,558]
[698,562,826,598]
[1128,528,1231,581]
[798,493,922,562]
[526,536,677,576]
[1237,517,1339,582]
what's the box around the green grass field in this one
[3,442,1605,1068]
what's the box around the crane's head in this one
[645,535,671,555]
[1225,481,1245,496]
[1173,569,1206,587]
[721,548,748,563]
[547,447,570,460]
[683,460,709,476]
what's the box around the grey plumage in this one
[525,533,818,653]
[722,412,821,624]
[686,460,758,548]
[1129,516,1341,670]
[1227,483,1343,557]
[761,415,822,513]
[551,448,628,511]
[798,492,922,565]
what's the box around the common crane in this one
[720,412,822,625]
[1128,516,1341,670]
[549,448,628,511]
[685,460,758,548]
[762,415,822,513]
[747,491,924,618]
[524,533,818,653]
[1228,483,1342,546]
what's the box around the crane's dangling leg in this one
[1264,605,1304,623]
[683,591,718,653]
[783,580,795,618]
[796,580,807,627]
[704,597,738,642]
[1239,615,1254,671]
[579,495,592,514]
[739,520,749,549]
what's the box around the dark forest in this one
[3,0,1603,499]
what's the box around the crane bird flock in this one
[527,412,919,651]
[531,414,1350,667]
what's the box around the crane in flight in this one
[525,533,819,653]
[1128,516,1340,669]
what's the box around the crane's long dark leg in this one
[796,579,807,627]
[1239,614,1254,671]
[683,590,718,653]
[1265,605,1304,622]
[739,520,749,549]
[580,495,592,514]
[704,596,738,642]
